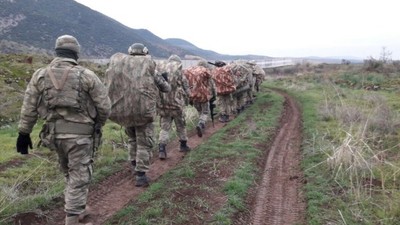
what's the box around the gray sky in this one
[74,0,400,60]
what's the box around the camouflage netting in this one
[105,52,158,127]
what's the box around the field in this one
[1,54,400,225]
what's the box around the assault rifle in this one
[209,96,217,127]
[208,61,226,68]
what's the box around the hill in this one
[0,0,271,60]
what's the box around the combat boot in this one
[179,140,191,152]
[196,123,206,137]
[65,215,92,225]
[159,143,167,160]
[78,206,92,221]
[196,124,203,137]
[224,115,230,122]
[219,114,225,122]
[135,172,150,187]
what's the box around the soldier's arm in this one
[18,70,42,134]
[154,73,171,93]
[84,69,111,125]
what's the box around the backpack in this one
[183,66,212,103]
[211,66,236,95]
[105,52,158,127]
[156,60,186,110]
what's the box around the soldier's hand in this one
[161,72,168,82]
[16,132,32,154]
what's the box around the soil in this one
[12,89,306,225]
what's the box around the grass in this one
[266,63,400,225]
[104,90,284,225]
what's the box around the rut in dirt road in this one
[250,90,306,225]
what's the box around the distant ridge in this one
[0,0,271,60]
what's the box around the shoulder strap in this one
[46,65,74,90]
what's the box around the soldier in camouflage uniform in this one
[156,55,191,159]
[183,60,216,137]
[252,61,266,93]
[209,61,236,123]
[16,35,111,225]
[229,60,252,115]
[106,43,170,187]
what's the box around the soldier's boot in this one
[78,206,92,221]
[135,172,150,187]
[196,124,203,137]
[131,160,137,175]
[159,144,167,160]
[219,114,225,123]
[224,115,230,122]
[65,215,92,225]
[179,140,191,152]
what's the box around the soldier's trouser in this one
[194,101,209,125]
[54,137,93,215]
[125,123,154,173]
[159,110,188,145]
[218,94,233,116]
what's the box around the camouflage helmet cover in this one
[128,43,149,55]
[55,35,80,53]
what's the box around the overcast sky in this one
[74,0,400,60]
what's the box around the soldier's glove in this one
[16,132,32,155]
[189,100,194,106]
[161,72,168,82]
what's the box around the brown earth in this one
[13,89,306,225]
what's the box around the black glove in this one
[161,72,168,82]
[189,99,194,106]
[16,132,32,155]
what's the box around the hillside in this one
[0,0,271,60]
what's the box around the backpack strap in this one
[46,65,74,90]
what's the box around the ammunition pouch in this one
[39,123,56,151]
[38,120,95,151]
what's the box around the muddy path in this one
[248,89,306,225]
[14,89,306,225]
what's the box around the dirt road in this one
[15,89,305,225]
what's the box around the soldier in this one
[229,60,252,115]
[156,55,191,159]
[105,43,170,187]
[183,60,216,137]
[209,61,236,123]
[16,35,111,225]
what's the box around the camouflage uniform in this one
[228,61,252,115]
[105,43,170,186]
[156,55,191,157]
[252,63,266,92]
[17,35,111,224]
[183,60,216,137]
[210,63,236,122]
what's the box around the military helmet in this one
[128,43,149,55]
[168,54,181,63]
[55,35,80,53]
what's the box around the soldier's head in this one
[168,54,181,63]
[55,35,81,54]
[128,43,149,55]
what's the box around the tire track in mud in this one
[250,90,306,225]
